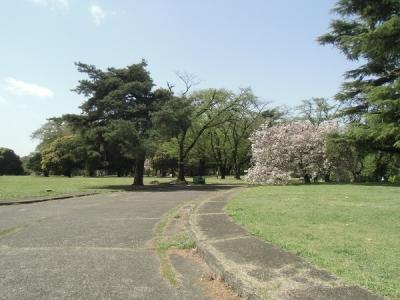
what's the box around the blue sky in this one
[0,0,357,156]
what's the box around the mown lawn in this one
[202,175,245,185]
[0,176,171,200]
[227,184,400,299]
[0,175,244,200]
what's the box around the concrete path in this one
[0,186,233,300]
[192,190,383,300]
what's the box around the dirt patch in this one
[153,200,241,299]
[171,249,240,300]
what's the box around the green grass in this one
[0,175,245,200]
[153,204,185,287]
[201,175,246,185]
[0,175,173,200]
[158,232,196,250]
[227,184,400,299]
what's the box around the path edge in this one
[0,192,100,206]
[190,187,262,300]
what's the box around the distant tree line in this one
[20,61,274,184]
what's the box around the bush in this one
[0,147,24,175]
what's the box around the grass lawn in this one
[0,175,244,200]
[227,184,400,299]
[0,176,170,200]
[201,175,245,185]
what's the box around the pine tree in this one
[319,0,400,153]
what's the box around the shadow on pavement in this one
[89,184,246,193]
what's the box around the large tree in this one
[247,121,336,184]
[65,61,170,185]
[152,88,241,183]
[41,136,85,177]
[319,0,400,153]
[208,123,231,179]
[31,118,72,152]
[228,88,265,179]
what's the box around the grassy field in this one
[0,175,244,200]
[227,184,400,299]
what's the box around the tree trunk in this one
[198,158,206,176]
[234,165,241,180]
[220,165,226,179]
[177,139,187,183]
[324,173,330,182]
[177,159,186,183]
[304,174,311,184]
[232,143,241,180]
[352,171,362,183]
[133,156,145,186]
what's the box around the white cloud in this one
[30,0,69,10]
[3,77,54,98]
[90,4,107,26]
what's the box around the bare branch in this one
[166,81,175,93]
[176,71,201,96]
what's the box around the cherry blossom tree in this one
[246,121,336,184]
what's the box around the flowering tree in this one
[246,121,336,184]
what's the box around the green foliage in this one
[152,88,240,182]
[151,96,194,139]
[296,98,338,125]
[227,88,265,179]
[151,140,178,176]
[319,0,400,153]
[152,87,264,181]
[41,135,85,177]
[102,120,139,175]
[31,118,72,151]
[360,152,399,182]
[64,61,171,184]
[23,152,43,175]
[0,148,23,175]
[326,134,366,182]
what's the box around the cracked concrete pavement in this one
[0,186,233,300]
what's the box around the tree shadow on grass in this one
[87,183,247,193]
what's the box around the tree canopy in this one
[63,60,171,185]
[319,0,400,153]
[0,148,24,175]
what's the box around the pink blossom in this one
[246,120,337,184]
